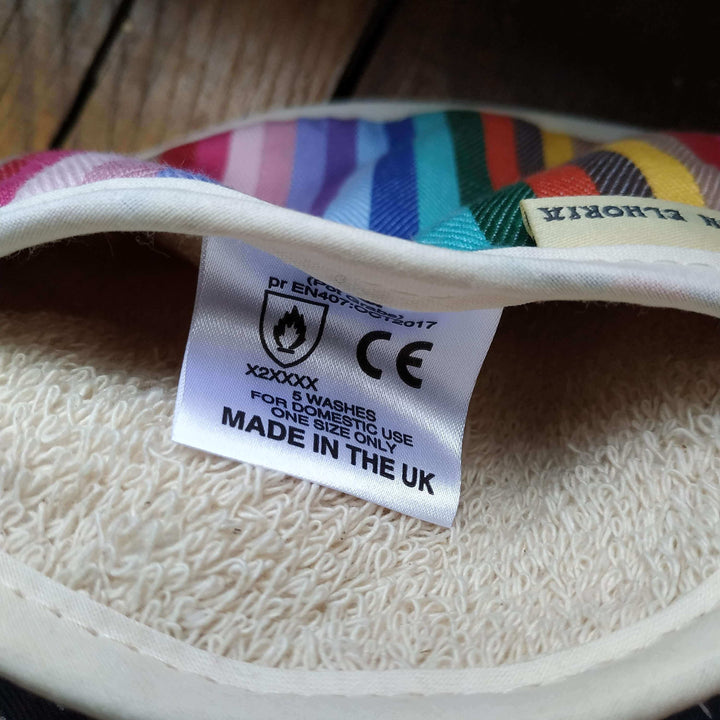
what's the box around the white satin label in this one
[173,237,501,526]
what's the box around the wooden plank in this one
[65,0,375,153]
[0,0,122,157]
[355,0,720,130]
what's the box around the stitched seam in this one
[352,259,720,298]
[346,257,720,301]
[5,584,220,686]
[2,577,719,698]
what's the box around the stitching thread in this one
[3,577,719,698]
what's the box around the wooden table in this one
[2,0,720,159]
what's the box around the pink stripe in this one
[13,153,112,201]
[255,121,297,205]
[222,124,265,195]
[0,151,73,206]
[83,158,160,183]
[254,121,297,206]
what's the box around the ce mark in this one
[356,331,434,389]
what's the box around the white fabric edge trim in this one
[2,178,720,318]
[136,100,642,159]
[1,551,720,720]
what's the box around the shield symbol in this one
[259,290,329,368]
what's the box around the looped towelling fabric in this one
[1,105,720,720]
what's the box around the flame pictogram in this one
[273,305,307,354]
[260,290,328,368]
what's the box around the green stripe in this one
[469,182,536,248]
[413,113,460,232]
[446,111,493,206]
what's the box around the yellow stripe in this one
[606,139,705,206]
[541,130,574,168]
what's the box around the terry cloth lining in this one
[0,235,718,672]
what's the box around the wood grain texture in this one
[355,0,720,130]
[0,0,122,157]
[65,0,375,153]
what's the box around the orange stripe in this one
[526,164,598,197]
[482,114,521,190]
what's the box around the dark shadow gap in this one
[49,0,135,149]
[331,0,401,100]
[0,675,89,720]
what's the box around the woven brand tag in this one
[173,237,501,526]
[520,196,720,251]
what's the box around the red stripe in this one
[526,164,598,197]
[157,132,231,180]
[482,114,521,190]
[0,157,32,183]
[158,143,195,169]
[672,132,720,170]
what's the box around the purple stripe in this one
[515,119,544,176]
[285,119,328,212]
[311,119,357,216]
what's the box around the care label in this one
[173,237,501,526]
[520,196,720,252]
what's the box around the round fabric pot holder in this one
[1,103,720,720]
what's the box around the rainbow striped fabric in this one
[2,110,720,252]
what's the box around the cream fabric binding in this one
[2,177,720,315]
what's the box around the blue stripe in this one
[416,207,491,250]
[369,119,418,238]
